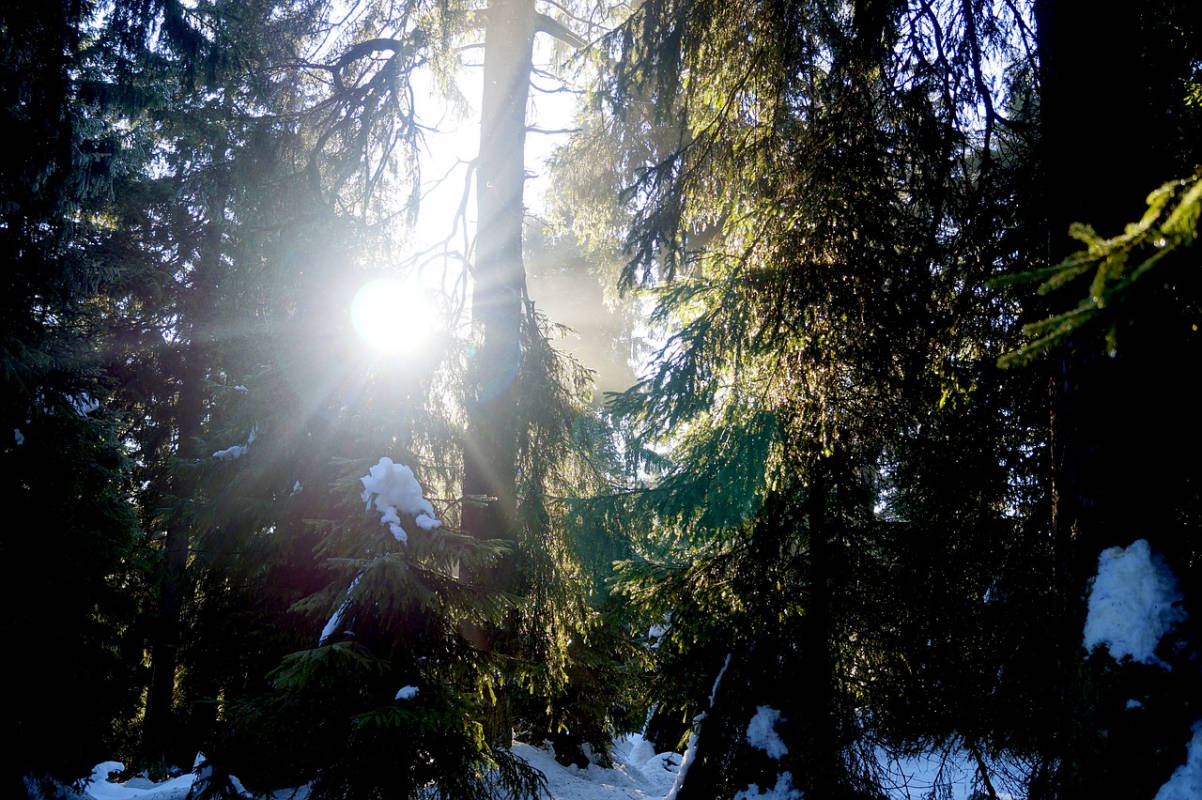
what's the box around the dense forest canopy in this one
[3,0,1200,798]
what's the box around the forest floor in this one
[77,734,682,800]
[71,733,1007,800]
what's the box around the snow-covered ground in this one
[64,729,1202,800]
[514,736,681,800]
[63,538,1199,800]
[75,736,680,800]
[71,737,1023,800]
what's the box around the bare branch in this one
[534,12,587,50]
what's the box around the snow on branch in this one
[319,574,362,645]
[1083,539,1185,668]
[213,425,257,461]
[746,706,788,760]
[359,456,441,544]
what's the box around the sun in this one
[350,277,437,355]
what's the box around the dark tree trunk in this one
[1034,2,1197,796]
[460,0,536,745]
[800,459,841,798]
[143,185,227,768]
[675,462,850,800]
[463,0,535,591]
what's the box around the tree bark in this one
[801,456,842,798]
[460,0,536,745]
[143,184,227,767]
[462,0,535,590]
[1034,2,1182,795]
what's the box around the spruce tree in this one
[1,1,151,790]
[557,0,1057,796]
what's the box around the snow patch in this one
[746,706,788,760]
[359,457,441,543]
[213,426,258,462]
[1154,721,1202,800]
[69,393,100,416]
[874,743,1026,800]
[667,653,731,800]
[81,754,256,800]
[1083,539,1185,667]
[319,574,362,645]
[191,753,252,799]
[213,444,248,461]
[709,652,732,707]
[734,771,803,800]
[511,736,680,800]
[395,685,419,700]
[14,428,24,445]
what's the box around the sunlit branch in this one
[535,0,609,37]
[534,12,587,50]
[526,125,581,135]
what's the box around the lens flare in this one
[350,278,435,355]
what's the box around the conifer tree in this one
[1,1,151,790]
[85,0,626,793]
[1008,2,1202,795]
[557,0,1054,796]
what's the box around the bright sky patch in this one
[350,277,436,356]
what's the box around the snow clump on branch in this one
[1083,538,1185,667]
[734,771,803,800]
[360,456,441,544]
[213,425,257,461]
[746,705,788,759]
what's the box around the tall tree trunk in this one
[1034,2,1179,795]
[461,0,535,745]
[463,0,534,589]
[143,185,227,767]
[801,455,843,798]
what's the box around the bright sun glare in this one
[350,278,436,356]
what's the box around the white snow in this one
[380,504,409,543]
[70,733,1031,800]
[83,761,196,799]
[319,574,362,645]
[1083,539,1185,667]
[359,457,441,543]
[1154,721,1202,800]
[191,754,252,799]
[82,755,254,800]
[14,428,24,445]
[213,426,258,462]
[709,652,731,707]
[415,512,441,530]
[666,712,703,800]
[746,706,788,760]
[212,444,249,461]
[510,735,680,800]
[666,653,731,800]
[874,744,1025,800]
[290,480,303,496]
[734,771,803,800]
[69,393,100,416]
[395,685,419,700]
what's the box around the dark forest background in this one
[3,0,1200,797]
